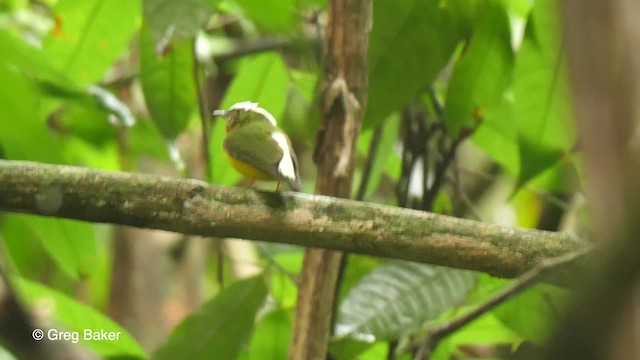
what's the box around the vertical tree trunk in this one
[549,1,640,358]
[288,1,371,359]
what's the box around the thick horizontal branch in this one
[0,160,585,278]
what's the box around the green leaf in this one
[517,137,565,189]
[365,0,463,128]
[0,345,17,360]
[4,215,97,281]
[241,309,292,360]
[219,52,289,115]
[143,0,218,46]
[128,120,173,161]
[465,274,567,345]
[443,1,514,136]
[0,217,49,279]
[61,137,121,171]
[14,277,146,359]
[329,338,376,360]
[54,103,119,148]
[287,69,319,140]
[153,276,268,360]
[87,85,136,127]
[0,63,63,163]
[234,0,297,32]
[431,313,522,360]
[299,0,326,7]
[494,283,568,344]
[506,0,533,19]
[358,342,391,360]
[140,23,197,140]
[261,250,300,310]
[472,98,519,175]
[0,29,135,136]
[514,0,574,189]
[0,29,78,93]
[335,261,478,341]
[269,268,298,309]
[43,0,141,85]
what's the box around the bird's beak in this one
[212,109,226,117]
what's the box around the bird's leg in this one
[248,179,255,188]
[275,181,281,192]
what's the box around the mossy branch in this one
[0,160,585,278]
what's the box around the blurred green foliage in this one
[0,0,579,359]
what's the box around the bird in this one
[212,101,301,191]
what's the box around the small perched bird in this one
[212,101,301,191]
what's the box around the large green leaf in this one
[143,0,218,46]
[268,251,303,308]
[140,23,197,140]
[0,29,135,141]
[4,215,97,281]
[329,338,376,360]
[443,1,514,136]
[128,119,173,161]
[219,52,288,114]
[42,0,141,85]
[153,276,268,360]
[431,313,522,360]
[234,0,297,32]
[0,345,17,360]
[472,99,519,175]
[54,101,121,148]
[464,274,567,345]
[330,338,388,360]
[0,29,78,93]
[41,85,136,148]
[365,0,463,128]
[0,217,49,280]
[0,63,63,163]
[493,282,568,344]
[239,309,292,360]
[514,0,574,189]
[14,277,146,359]
[335,261,478,341]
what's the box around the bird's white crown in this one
[228,101,277,126]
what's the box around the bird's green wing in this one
[223,122,285,180]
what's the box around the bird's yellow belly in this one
[224,152,276,181]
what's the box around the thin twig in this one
[446,174,483,220]
[356,124,384,201]
[423,128,474,210]
[428,87,444,117]
[387,339,399,360]
[213,36,319,63]
[193,40,211,181]
[421,126,430,210]
[192,40,226,287]
[397,111,414,207]
[413,247,592,359]
[251,248,300,286]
